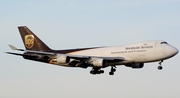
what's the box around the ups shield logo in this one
[25,35,34,49]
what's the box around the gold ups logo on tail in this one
[25,35,34,49]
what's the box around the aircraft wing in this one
[7,45,129,69]
[6,51,125,62]
[7,45,126,61]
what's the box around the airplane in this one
[6,26,179,75]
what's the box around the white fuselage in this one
[65,40,178,66]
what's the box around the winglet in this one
[8,45,24,51]
[9,45,18,50]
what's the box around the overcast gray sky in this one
[0,0,180,98]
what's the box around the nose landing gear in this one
[158,60,163,70]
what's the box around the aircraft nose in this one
[165,45,178,57]
[169,45,178,56]
[173,47,179,55]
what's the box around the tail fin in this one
[18,26,52,51]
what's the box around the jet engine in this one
[91,58,107,67]
[125,63,144,68]
[53,54,70,64]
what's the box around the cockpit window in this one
[161,42,168,44]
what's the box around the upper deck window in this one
[161,41,168,44]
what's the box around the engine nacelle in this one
[91,58,107,67]
[54,54,70,64]
[125,63,144,68]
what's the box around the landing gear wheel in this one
[100,70,104,74]
[158,66,163,70]
[90,68,104,75]
[157,60,163,70]
[109,72,114,75]
[90,70,96,75]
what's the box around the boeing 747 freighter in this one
[6,26,179,75]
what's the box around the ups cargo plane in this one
[6,26,179,75]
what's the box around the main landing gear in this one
[90,66,117,75]
[158,60,163,70]
[90,67,104,75]
[109,66,116,75]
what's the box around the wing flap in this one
[24,50,55,55]
[67,54,125,61]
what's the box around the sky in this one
[0,0,180,98]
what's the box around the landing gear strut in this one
[158,60,163,70]
[109,66,116,75]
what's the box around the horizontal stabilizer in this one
[6,52,24,56]
[6,52,38,58]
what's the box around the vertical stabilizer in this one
[18,26,51,51]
